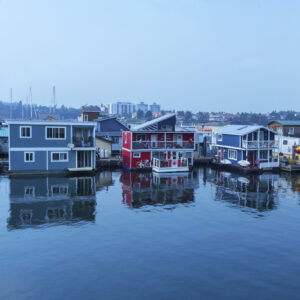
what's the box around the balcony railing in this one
[132,141,194,150]
[72,136,95,147]
[153,158,188,168]
[242,140,278,149]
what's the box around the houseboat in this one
[8,120,96,174]
[122,114,194,172]
[214,125,279,171]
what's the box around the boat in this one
[220,159,232,165]
[238,160,250,167]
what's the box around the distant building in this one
[78,105,101,122]
[136,101,148,113]
[149,102,160,113]
[95,117,129,155]
[96,136,112,158]
[8,120,96,174]
[268,120,300,137]
[108,102,135,116]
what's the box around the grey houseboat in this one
[8,121,96,174]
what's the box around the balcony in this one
[152,158,189,173]
[242,140,278,149]
[72,127,95,148]
[132,141,194,150]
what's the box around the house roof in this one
[268,120,300,126]
[133,113,176,131]
[215,125,275,136]
[95,136,112,144]
[95,116,129,130]
[0,127,8,137]
[7,120,96,126]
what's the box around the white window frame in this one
[24,152,35,162]
[217,134,222,142]
[20,126,32,138]
[288,127,294,135]
[125,132,127,144]
[45,126,66,140]
[133,152,141,158]
[24,186,35,198]
[51,184,69,196]
[228,149,237,160]
[51,152,69,162]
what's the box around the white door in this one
[151,134,158,148]
[171,151,177,168]
[176,135,183,147]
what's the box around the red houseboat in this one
[122,114,194,172]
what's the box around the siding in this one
[10,124,72,148]
[217,134,240,148]
[97,118,128,132]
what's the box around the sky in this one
[0,0,299,113]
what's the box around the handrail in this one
[132,141,194,150]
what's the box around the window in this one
[24,152,34,162]
[260,150,268,160]
[217,134,222,142]
[51,185,69,196]
[161,124,172,131]
[125,133,127,144]
[136,134,146,141]
[111,137,119,144]
[172,151,177,159]
[24,186,35,198]
[84,115,88,121]
[51,152,68,162]
[228,149,237,160]
[20,126,32,138]
[133,152,141,158]
[288,127,294,135]
[46,127,66,139]
[283,140,288,145]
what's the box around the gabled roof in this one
[133,113,176,131]
[95,116,129,130]
[268,120,300,126]
[215,125,275,136]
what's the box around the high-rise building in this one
[136,101,148,113]
[150,102,161,113]
[108,102,135,116]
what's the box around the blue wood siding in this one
[10,151,47,171]
[217,134,240,148]
[10,124,72,148]
[158,115,176,131]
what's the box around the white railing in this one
[242,140,278,149]
[152,158,188,168]
[132,141,194,150]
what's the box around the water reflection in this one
[203,168,278,213]
[121,171,199,209]
[8,176,96,230]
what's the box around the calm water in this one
[0,168,300,300]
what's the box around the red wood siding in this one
[122,131,132,150]
[131,151,151,169]
[122,149,131,169]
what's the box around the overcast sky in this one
[0,0,299,112]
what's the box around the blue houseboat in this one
[8,120,96,174]
[214,125,279,170]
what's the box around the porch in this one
[132,140,194,150]
[152,158,189,173]
[72,126,95,147]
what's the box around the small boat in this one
[238,177,250,184]
[238,160,250,167]
[220,159,232,165]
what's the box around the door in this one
[151,134,158,148]
[77,151,92,168]
[171,151,177,168]
[176,134,183,147]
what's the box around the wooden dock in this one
[280,162,300,172]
